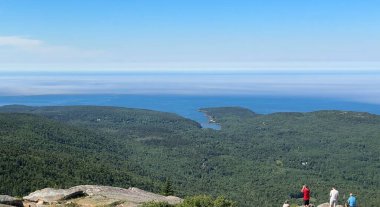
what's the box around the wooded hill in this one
[0,105,379,207]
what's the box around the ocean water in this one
[1,95,380,129]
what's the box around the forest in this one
[0,105,379,207]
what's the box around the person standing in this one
[329,187,339,207]
[347,193,357,207]
[301,185,310,207]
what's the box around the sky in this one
[0,0,380,103]
[1,0,380,71]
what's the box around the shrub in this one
[178,195,237,207]
[142,201,174,207]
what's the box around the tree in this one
[161,179,174,196]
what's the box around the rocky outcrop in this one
[0,205,16,207]
[0,195,23,207]
[23,188,86,203]
[23,185,182,206]
[317,203,344,207]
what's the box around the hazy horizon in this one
[0,70,380,105]
[1,1,380,105]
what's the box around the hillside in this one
[0,105,379,207]
[0,112,164,196]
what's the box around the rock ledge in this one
[22,185,182,207]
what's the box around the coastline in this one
[198,109,221,130]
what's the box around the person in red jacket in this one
[301,185,310,207]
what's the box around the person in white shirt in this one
[282,200,290,207]
[329,187,339,207]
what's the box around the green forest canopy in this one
[0,105,379,207]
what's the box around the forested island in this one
[0,105,379,207]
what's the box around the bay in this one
[1,95,380,129]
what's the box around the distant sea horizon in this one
[1,94,380,129]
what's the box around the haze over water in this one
[1,71,380,103]
[1,1,380,127]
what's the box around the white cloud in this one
[0,36,107,66]
[0,36,43,48]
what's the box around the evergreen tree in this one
[161,179,174,196]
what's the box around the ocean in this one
[1,94,380,129]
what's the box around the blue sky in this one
[1,0,380,71]
[0,1,380,103]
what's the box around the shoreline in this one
[198,109,221,130]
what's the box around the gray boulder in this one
[0,204,16,207]
[23,185,182,206]
[23,188,86,203]
[317,203,344,207]
[70,185,182,205]
[0,195,23,207]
